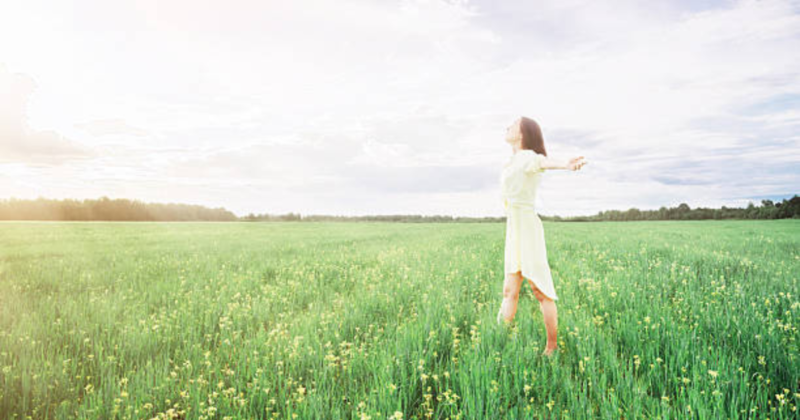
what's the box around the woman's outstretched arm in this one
[541,156,588,171]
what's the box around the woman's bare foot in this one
[542,345,558,357]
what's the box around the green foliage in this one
[546,195,800,222]
[0,220,797,418]
[2,195,798,222]
[0,196,237,221]
[243,213,505,223]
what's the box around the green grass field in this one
[0,220,798,419]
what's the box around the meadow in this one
[0,220,797,419]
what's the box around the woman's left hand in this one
[567,156,587,171]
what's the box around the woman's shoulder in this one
[521,149,545,158]
[520,150,545,163]
[523,149,546,157]
[504,150,542,166]
[523,150,548,163]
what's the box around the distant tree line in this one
[242,213,503,223]
[1,195,797,222]
[0,197,237,221]
[543,195,800,222]
[245,196,799,222]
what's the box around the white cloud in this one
[0,64,94,165]
[75,119,149,137]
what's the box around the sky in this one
[1,0,799,217]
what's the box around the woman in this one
[497,116,587,357]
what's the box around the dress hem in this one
[506,269,558,301]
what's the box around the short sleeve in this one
[523,151,546,174]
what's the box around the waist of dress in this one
[505,200,536,212]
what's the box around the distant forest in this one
[0,195,798,222]
[244,195,800,222]
[0,197,237,221]
[546,195,800,222]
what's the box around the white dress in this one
[500,149,558,301]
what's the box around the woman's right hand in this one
[567,156,587,171]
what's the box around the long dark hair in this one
[520,116,547,157]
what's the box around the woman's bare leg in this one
[528,280,558,356]
[498,271,524,324]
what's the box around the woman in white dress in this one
[497,116,587,357]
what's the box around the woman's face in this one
[505,118,522,146]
